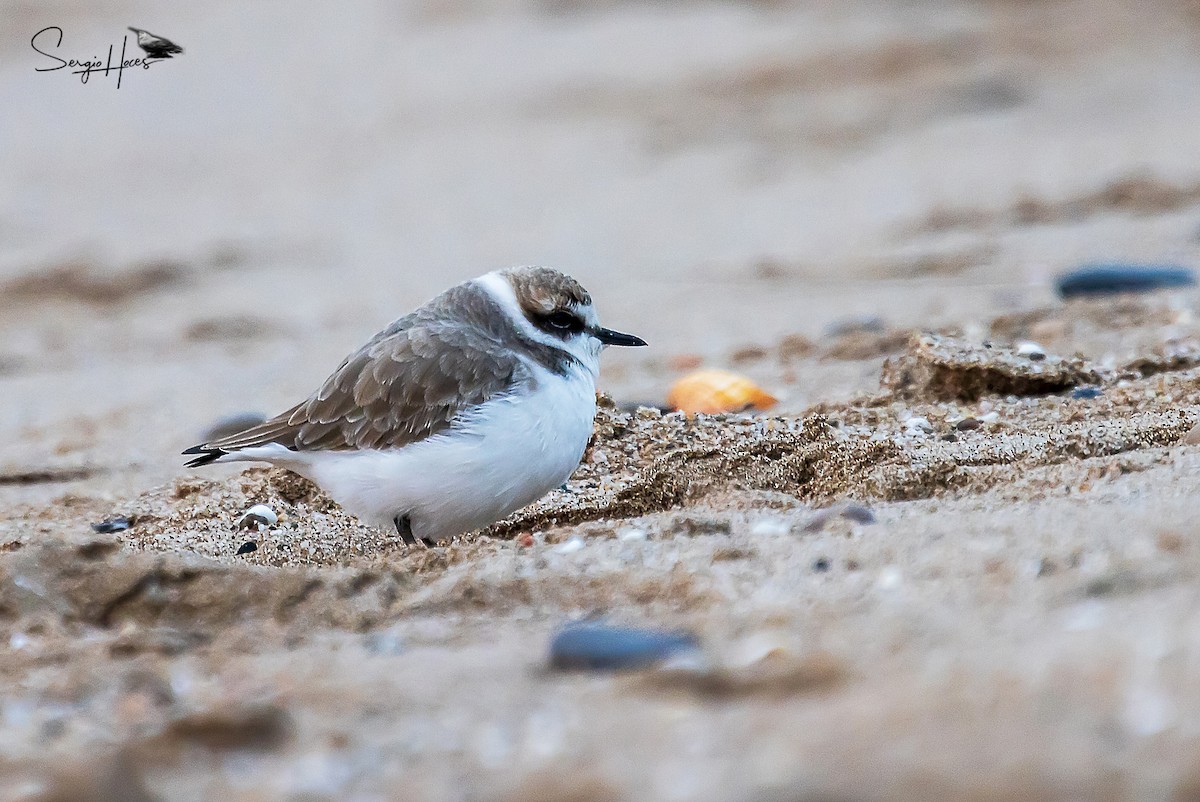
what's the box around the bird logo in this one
[127,27,183,59]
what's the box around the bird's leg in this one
[394,515,417,546]
[394,515,437,548]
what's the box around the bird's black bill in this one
[594,327,647,347]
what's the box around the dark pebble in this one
[40,718,67,741]
[235,541,258,555]
[1070,386,1103,399]
[91,517,131,534]
[824,315,885,337]
[839,503,876,525]
[201,411,268,442]
[803,502,877,533]
[813,557,831,572]
[1056,264,1195,298]
[549,623,699,671]
[955,417,983,431]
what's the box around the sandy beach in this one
[4,0,1200,799]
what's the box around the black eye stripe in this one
[533,310,585,335]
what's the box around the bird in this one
[127,27,184,59]
[183,267,647,546]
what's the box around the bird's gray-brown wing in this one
[184,304,526,465]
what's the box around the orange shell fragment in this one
[667,369,778,415]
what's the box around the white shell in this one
[1016,341,1047,360]
[903,416,933,435]
[619,527,648,542]
[237,504,278,529]
[749,518,790,538]
[553,536,585,554]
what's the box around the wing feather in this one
[194,285,526,455]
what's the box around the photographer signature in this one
[31,26,180,88]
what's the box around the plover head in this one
[491,266,645,375]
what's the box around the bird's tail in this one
[182,406,303,468]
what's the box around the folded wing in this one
[183,308,524,466]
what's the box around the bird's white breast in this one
[282,361,598,540]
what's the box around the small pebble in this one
[730,345,769,364]
[803,502,875,532]
[200,411,268,442]
[839,503,876,525]
[517,533,535,548]
[1056,264,1196,298]
[1184,423,1200,446]
[1070,386,1103,400]
[825,315,885,337]
[549,623,700,671]
[955,417,983,431]
[1156,531,1184,553]
[91,517,131,534]
[812,557,831,572]
[778,334,815,360]
[235,541,258,555]
[668,353,703,372]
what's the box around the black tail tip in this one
[182,444,224,468]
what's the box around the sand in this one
[5,0,1200,799]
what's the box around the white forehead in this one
[574,299,599,328]
[475,271,602,376]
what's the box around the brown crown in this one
[502,266,592,317]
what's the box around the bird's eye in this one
[545,311,581,331]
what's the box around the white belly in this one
[277,368,597,540]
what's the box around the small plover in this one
[127,27,184,59]
[183,267,646,545]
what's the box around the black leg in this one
[394,515,417,546]
[420,538,436,548]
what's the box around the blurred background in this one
[3,0,1200,498]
